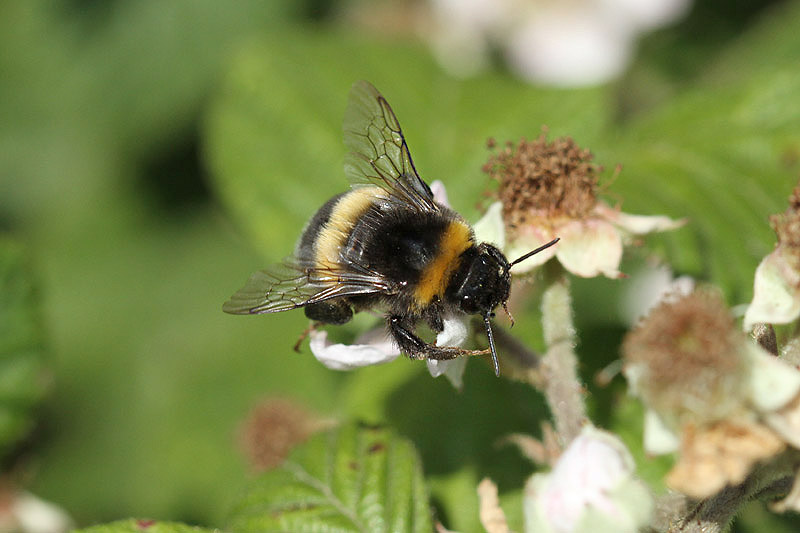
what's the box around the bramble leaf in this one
[227,423,433,533]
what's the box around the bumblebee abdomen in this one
[346,204,474,308]
[299,186,389,268]
[414,220,473,306]
[298,185,474,311]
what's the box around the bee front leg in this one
[388,316,484,361]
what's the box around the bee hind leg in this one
[389,316,488,361]
[304,300,353,325]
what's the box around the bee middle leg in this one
[389,315,487,361]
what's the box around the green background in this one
[1,0,800,531]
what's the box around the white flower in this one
[483,136,684,278]
[744,246,800,330]
[523,426,652,533]
[0,491,72,533]
[744,182,800,330]
[429,0,691,86]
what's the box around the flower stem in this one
[663,451,800,533]
[539,262,586,445]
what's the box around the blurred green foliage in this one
[0,239,49,461]
[73,520,217,533]
[1,0,800,531]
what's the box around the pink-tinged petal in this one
[525,427,653,533]
[506,227,559,274]
[309,328,400,370]
[595,202,686,235]
[472,202,506,249]
[744,250,800,330]
[430,180,451,208]
[556,219,624,278]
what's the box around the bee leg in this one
[304,300,353,325]
[424,308,444,333]
[389,316,466,361]
[293,322,318,353]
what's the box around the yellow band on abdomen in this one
[314,186,387,269]
[414,220,473,307]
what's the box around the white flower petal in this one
[428,316,470,387]
[506,228,559,274]
[594,202,686,235]
[309,329,400,370]
[555,219,623,278]
[744,250,800,330]
[428,358,468,389]
[472,202,506,249]
[436,315,469,347]
[643,408,681,455]
[507,6,633,86]
[524,427,652,533]
[430,180,451,208]
[11,491,73,533]
[747,342,800,413]
[619,264,695,324]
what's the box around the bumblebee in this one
[223,81,558,375]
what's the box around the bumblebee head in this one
[448,238,560,376]
[451,243,511,316]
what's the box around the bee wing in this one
[343,80,439,213]
[222,261,393,315]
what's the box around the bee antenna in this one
[509,238,560,269]
[484,314,500,377]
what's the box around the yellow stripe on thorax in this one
[315,186,387,269]
[414,220,473,307]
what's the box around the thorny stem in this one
[539,261,586,445]
[662,451,800,533]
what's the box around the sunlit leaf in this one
[227,423,433,533]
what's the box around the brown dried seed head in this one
[770,180,800,271]
[622,289,748,424]
[238,398,321,471]
[483,133,600,236]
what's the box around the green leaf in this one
[227,423,433,533]
[72,519,218,533]
[0,237,49,459]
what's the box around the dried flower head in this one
[239,398,324,471]
[484,134,601,233]
[481,134,684,277]
[623,289,748,425]
[665,419,785,499]
[770,183,800,266]
[745,180,800,329]
[624,286,800,499]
